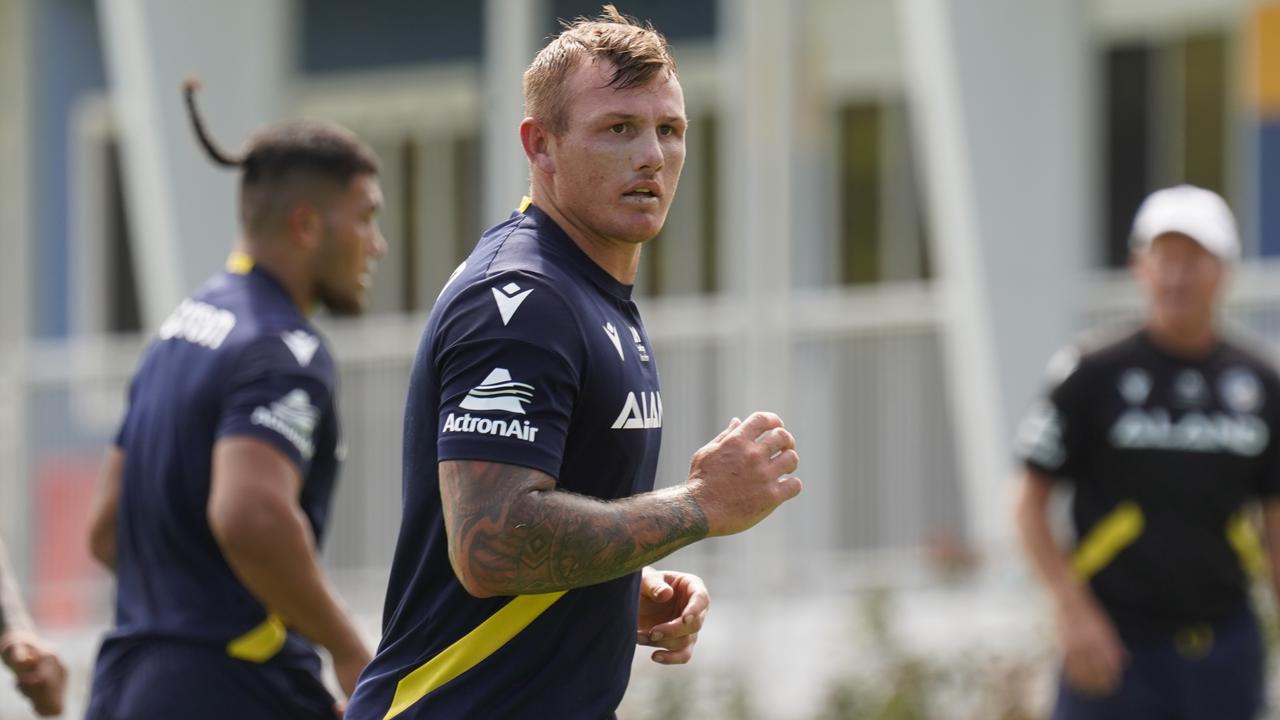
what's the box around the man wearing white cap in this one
[1013,185,1280,719]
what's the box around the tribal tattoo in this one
[440,460,708,596]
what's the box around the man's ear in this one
[521,117,556,175]
[286,203,323,250]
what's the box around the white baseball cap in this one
[1130,184,1240,261]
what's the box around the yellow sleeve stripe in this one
[1072,501,1144,580]
[383,591,566,720]
[226,614,287,663]
[1227,512,1268,580]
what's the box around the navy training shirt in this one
[346,203,663,719]
[101,258,342,672]
[1015,328,1280,639]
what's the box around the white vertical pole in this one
[97,0,290,329]
[899,0,1088,551]
[483,0,544,225]
[0,0,32,578]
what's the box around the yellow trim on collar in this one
[518,196,533,213]
[226,252,254,275]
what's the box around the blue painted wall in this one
[549,0,716,40]
[1261,122,1280,257]
[300,0,484,73]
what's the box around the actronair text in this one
[442,412,540,442]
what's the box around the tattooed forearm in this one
[440,461,708,597]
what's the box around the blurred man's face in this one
[547,58,687,246]
[314,173,386,315]
[1134,232,1225,335]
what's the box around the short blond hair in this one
[523,5,678,135]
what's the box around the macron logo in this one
[603,322,625,361]
[281,330,320,367]
[492,282,534,325]
[459,368,535,414]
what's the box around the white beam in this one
[483,0,544,224]
[0,0,32,578]
[899,0,1088,550]
[97,0,290,329]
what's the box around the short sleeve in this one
[1014,345,1090,481]
[113,374,140,449]
[434,272,586,478]
[216,335,334,474]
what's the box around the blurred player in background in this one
[84,81,385,719]
[0,536,65,717]
[1015,185,1280,719]
[344,6,802,719]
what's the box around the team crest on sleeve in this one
[459,368,534,414]
[629,326,650,362]
[492,282,534,325]
[251,389,320,459]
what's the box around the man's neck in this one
[1145,318,1217,360]
[528,191,641,285]
[235,240,316,316]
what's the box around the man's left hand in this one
[636,567,709,665]
[0,631,67,717]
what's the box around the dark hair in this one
[182,78,379,232]
[523,4,677,135]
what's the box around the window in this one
[1101,31,1230,266]
[639,112,719,297]
[837,100,930,285]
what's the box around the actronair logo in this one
[442,413,540,442]
[251,389,320,460]
[612,391,662,430]
[459,368,534,414]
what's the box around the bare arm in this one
[87,447,124,571]
[0,538,66,717]
[1014,468,1125,694]
[1014,469,1090,608]
[442,461,707,597]
[209,437,369,695]
[442,412,801,598]
[0,536,32,636]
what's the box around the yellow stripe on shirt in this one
[1227,511,1268,580]
[226,614,287,663]
[383,591,566,720]
[1072,501,1144,580]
